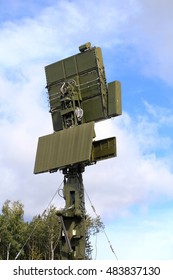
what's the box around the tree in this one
[85,215,104,259]
[25,206,62,260]
[0,200,26,260]
[0,200,104,259]
[42,206,62,260]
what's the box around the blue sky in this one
[1,0,173,260]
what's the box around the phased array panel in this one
[34,122,95,174]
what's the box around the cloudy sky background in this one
[1,0,173,259]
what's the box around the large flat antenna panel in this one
[45,44,121,132]
[34,122,95,174]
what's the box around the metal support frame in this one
[57,165,86,260]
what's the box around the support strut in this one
[57,165,86,260]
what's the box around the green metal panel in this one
[92,137,116,161]
[64,56,77,77]
[45,60,65,83]
[51,110,63,131]
[34,122,95,174]
[79,70,100,99]
[108,81,122,117]
[76,48,96,72]
[45,46,108,131]
[82,96,105,122]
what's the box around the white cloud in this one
[0,0,138,69]
[83,111,173,221]
[95,210,173,259]
[1,0,173,85]
[128,0,173,84]
[0,0,173,225]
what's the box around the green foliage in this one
[85,215,104,259]
[0,200,103,260]
[25,206,62,260]
[0,200,26,259]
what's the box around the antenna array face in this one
[45,44,121,131]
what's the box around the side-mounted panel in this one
[108,81,122,117]
[92,137,116,162]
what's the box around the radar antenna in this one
[34,42,122,259]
